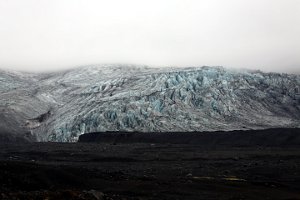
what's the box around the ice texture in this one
[0,65,299,142]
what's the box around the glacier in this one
[0,65,300,142]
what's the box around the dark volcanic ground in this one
[1,129,300,200]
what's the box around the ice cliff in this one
[0,65,299,142]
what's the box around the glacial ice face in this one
[1,65,300,142]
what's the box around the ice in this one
[1,65,300,142]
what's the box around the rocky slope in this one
[0,65,300,142]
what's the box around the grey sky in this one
[0,0,299,73]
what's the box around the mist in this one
[0,0,299,73]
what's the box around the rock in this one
[87,190,104,200]
[233,157,240,161]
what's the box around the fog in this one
[0,0,299,73]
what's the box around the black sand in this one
[1,129,300,199]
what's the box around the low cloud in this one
[0,0,299,73]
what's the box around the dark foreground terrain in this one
[1,129,300,200]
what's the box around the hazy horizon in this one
[0,0,299,73]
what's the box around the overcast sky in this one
[0,0,299,73]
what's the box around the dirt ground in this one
[1,129,300,199]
